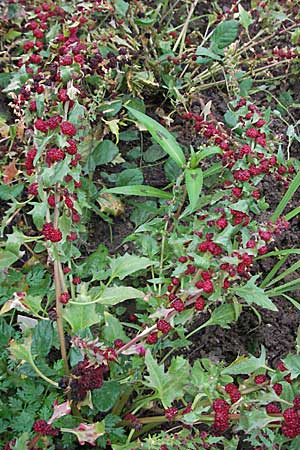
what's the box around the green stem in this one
[28,353,58,387]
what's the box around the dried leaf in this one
[3,161,18,184]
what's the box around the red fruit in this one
[252,190,260,199]
[293,396,300,410]
[46,147,65,165]
[33,420,59,436]
[171,298,185,312]
[61,121,76,136]
[63,267,71,274]
[254,374,267,385]
[255,119,266,128]
[61,55,73,66]
[67,231,78,241]
[225,383,241,404]
[58,89,69,102]
[157,319,171,335]
[33,28,44,39]
[23,40,35,51]
[216,217,228,229]
[272,383,283,396]
[47,194,56,207]
[72,276,81,285]
[266,403,281,414]
[60,292,70,304]
[42,223,62,242]
[178,256,188,263]
[146,332,158,344]
[223,278,230,289]
[171,277,180,286]
[194,296,205,311]
[202,279,214,294]
[47,115,61,130]
[29,100,37,112]
[34,118,48,133]
[30,54,42,64]
[164,407,178,420]
[277,360,287,372]
[258,245,268,255]
[28,182,39,196]
[232,187,243,198]
[66,139,78,155]
[259,230,272,242]
[114,339,124,349]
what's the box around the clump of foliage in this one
[1,1,300,449]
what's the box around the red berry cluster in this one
[281,407,300,438]
[33,419,59,436]
[42,223,62,242]
[225,383,241,404]
[212,398,230,432]
[69,357,108,402]
[164,407,178,420]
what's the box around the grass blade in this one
[102,185,173,199]
[260,256,288,289]
[264,260,300,288]
[271,171,300,222]
[126,106,186,167]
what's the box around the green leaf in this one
[238,409,277,433]
[197,146,222,161]
[92,381,120,412]
[144,350,166,406]
[9,337,32,364]
[126,106,186,167]
[222,346,267,375]
[0,183,24,200]
[185,168,203,212]
[31,321,53,356]
[224,110,238,128]
[102,185,172,199]
[109,253,154,280]
[103,312,127,342]
[238,5,253,31]
[96,286,145,306]
[28,201,48,230]
[0,249,19,269]
[271,171,300,222]
[283,354,300,380]
[115,0,129,16]
[195,47,222,61]
[63,288,102,333]
[116,168,144,186]
[92,140,119,166]
[211,20,239,51]
[233,275,278,311]
[143,144,166,163]
[207,304,239,328]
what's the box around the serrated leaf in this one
[96,286,145,306]
[233,275,278,311]
[144,350,166,405]
[238,409,278,433]
[126,106,186,167]
[222,346,266,375]
[238,5,252,31]
[109,253,154,280]
[283,354,300,380]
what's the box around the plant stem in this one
[54,260,69,375]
